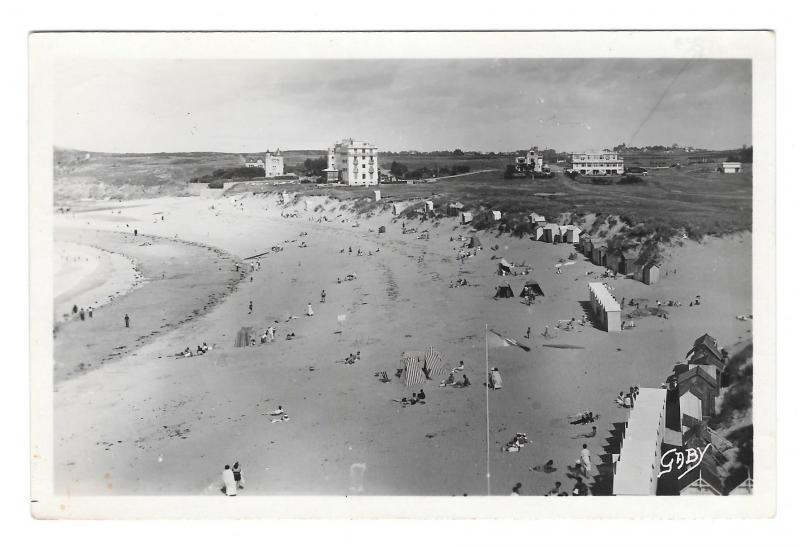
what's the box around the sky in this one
[54,58,752,153]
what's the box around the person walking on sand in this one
[526,326,531,339]
[248,301,253,315]
[72,304,78,315]
[321,290,326,303]
[307,303,314,317]
[232,462,244,490]
[124,314,130,328]
[88,307,93,318]
[221,465,237,496]
[79,308,85,321]
[580,444,592,477]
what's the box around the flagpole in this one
[485,323,491,496]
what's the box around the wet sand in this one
[52,193,752,496]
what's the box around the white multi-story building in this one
[323,138,379,186]
[264,149,284,177]
[526,147,544,172]
[571,150,624,175]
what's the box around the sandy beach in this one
[52,193,752,496]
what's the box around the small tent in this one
[234,326,255,348]
[520,280,545,299]
[468,236,482,248]
[494,284,514,298]
[378,225,386,234]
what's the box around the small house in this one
[721,161,742,174]
[529,212,546,226]
[461,211,473,224]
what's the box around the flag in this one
[423,346,446,378]
[401,355,426,387]
[487,329,530,352]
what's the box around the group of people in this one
[394,389,426,406]
[569,411,600,425]
[259,326,277,344]
[342,351,361,365]
[71,304,94,321]
[221,462,245,496]
[615,386,640,409]
[180,342,211,358]
[502,432,530,453]
[449,278,470,288]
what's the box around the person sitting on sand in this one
[286,332,295,340]
[511,482,522,496]
[409,393,418,405]
[461,374,471,387]
[454,360,465,372]
[530,459,557,473]
[546,481,562,496]
[440,372,455,387]
[196,345,204,355]
[202,342,209,352]
[417,388,426,401]
[182,347,193,358]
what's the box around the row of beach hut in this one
[578,234,660,284]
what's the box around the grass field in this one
[54,148,752,239]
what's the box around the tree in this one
[390,161,409,177]
[453,148,464,156]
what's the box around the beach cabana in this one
[534,226,544,241]
[492,210,502,221]
[520,280,545,299]
[620,251,638,275]
[494,284,514,298]
[392,202,407,215]
[468,236,482,248]
[234,327,255,348]
[461,211,473,224]
[424,200,435,213]
[304,200,312,211]
[497,258,513,276]
[373,190,381,202]
[592,245,608,266]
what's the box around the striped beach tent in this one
[401,353,426,388]
[423,346,446,379]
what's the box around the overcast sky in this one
[54,58,751,153]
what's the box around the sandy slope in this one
[52,193,752,496]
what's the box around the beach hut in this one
[424,200,435,213]
[520,280,545,299]
[234,327,255,348]
[468,236,482,248]
[534,226,544,241]
[461,211,473,224]
[304,200,312,211]
[643,263,660,285]
[497,258,513,276]
[392,202,407,215]
[561,225,582,244]
[579,234,593,255]
[373,190,381,202]
[620,250,638,275]
[592,245,608,267]
[543,223,559,243]
[447,202,464,217]
[492,210,502,221]
[494,284,514,298]
[606,252,621,273]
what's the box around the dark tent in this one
[520,280,545,299]
[469,236,482,248]
[378,226,386,234]
[494,284,514,298]
[234,326,255,348]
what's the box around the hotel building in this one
[323,138,379,186]
[571,150,624,175]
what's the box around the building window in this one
[362,174,366,180]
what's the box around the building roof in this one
[613,387,667,495]
[588,282,621,312]
[245,157,264,163]
[688,334,724,361]
[677,366,717,396]
[689,352,726,371]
